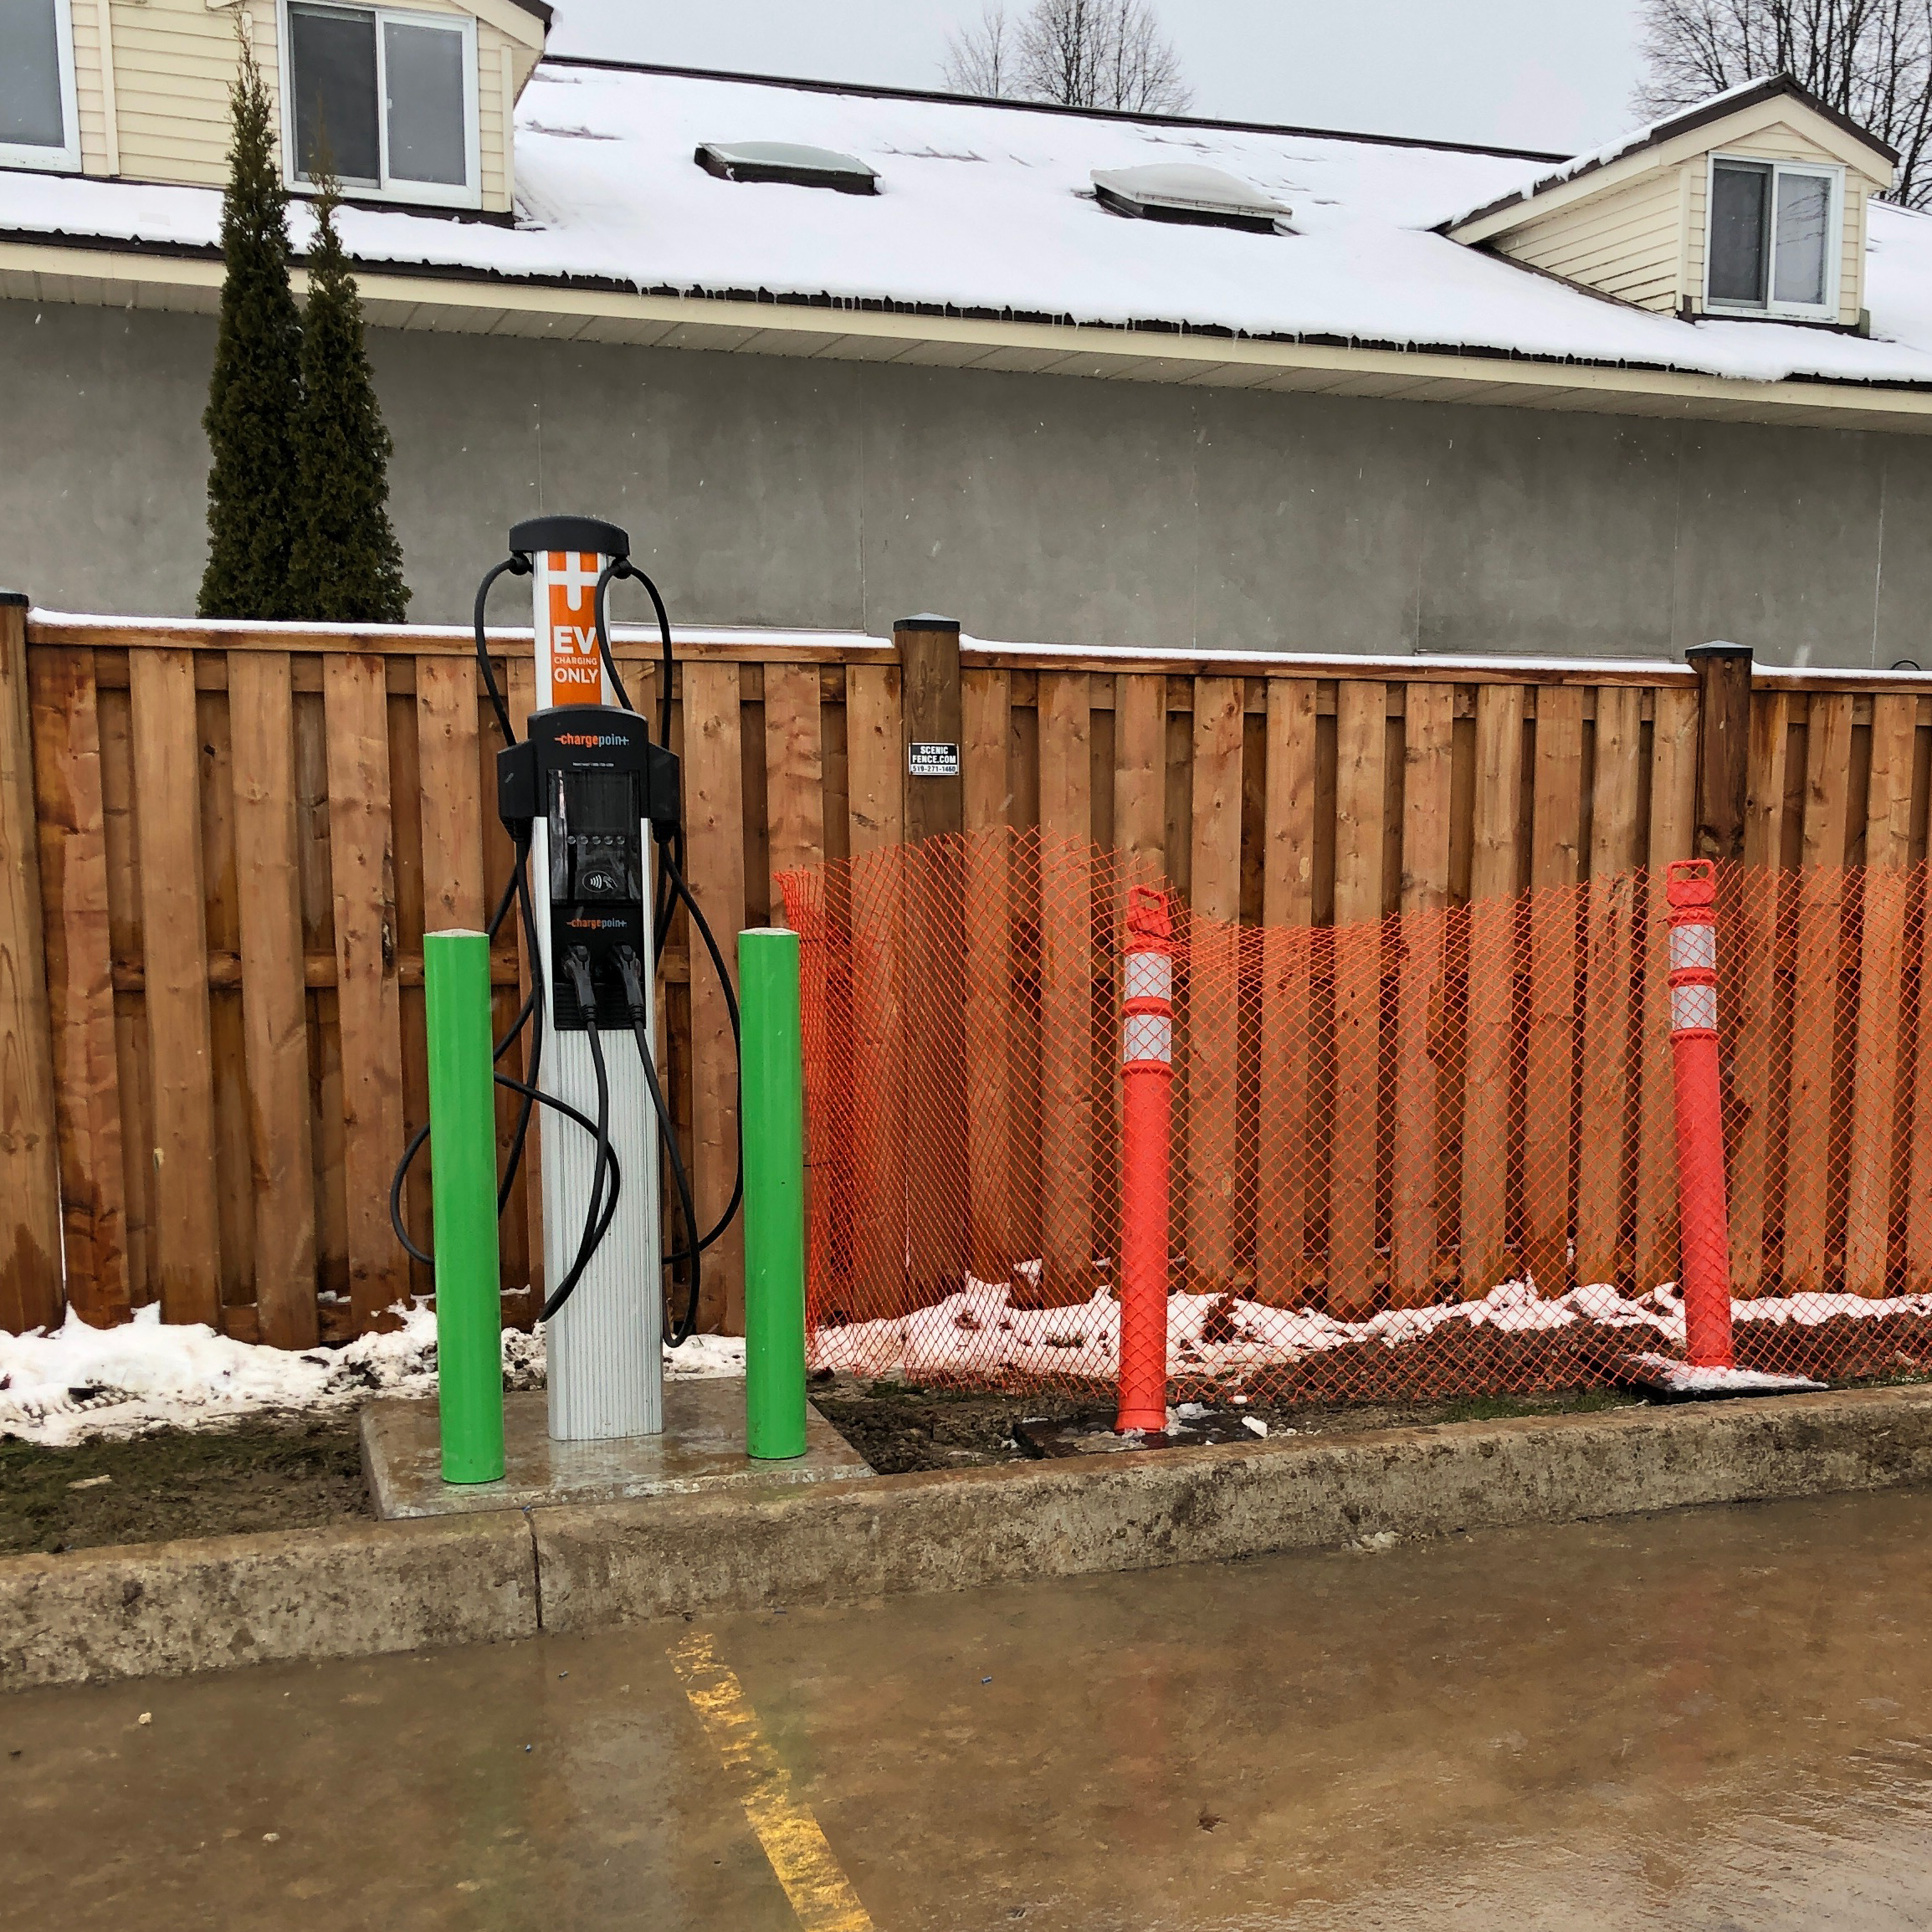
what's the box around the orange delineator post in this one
[1116,887,1174,1432]
[1666,859,1736,1370]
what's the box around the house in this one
[2,3,1929,665]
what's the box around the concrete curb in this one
[6,1385,1931,1689]
[0,1512,538,1689]
[532,1383,1932,1630]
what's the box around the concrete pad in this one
[0,1512,537,1691]
[359,1382,873,1520]
[532,1382,1932,1633]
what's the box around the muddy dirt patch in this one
[0,1414,371,1556]
[811,1376,1645,1474]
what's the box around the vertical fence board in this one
[1330,681,1386,1317]
[843,662,905,1314]
[230,653,319,1348]
[1114,674,1167,876]
[1187,677,1243,1294]
[1575,686,1642,1288]
[1785,694,1855,1291]
[1038,671,1094,1304]
[1461,684,1525,1296]
[1728,689,1791,1297]
[763,663,826,896]
[1392,684,1453,1307]
[323,654,407,1331]
[1258,679,1317,1305]
[28,648,128,1326]
[127,649,221,1328]
[961,669,1013,1275]
[683,660,750,1333]
[1844,694,1917,1294]
[200,689,259,1326]
[418,657,485,932]
[97,678,151,1307]
[1524,686,1583,1295]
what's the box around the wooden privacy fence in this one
[3,597,1932,1345]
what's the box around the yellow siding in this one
[108,0,251,187]
[1496,167,1684,313]
[69,0,115,176]
[103,0,514,212]
[1489,112,1879,326]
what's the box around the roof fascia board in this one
[466,0,546,49]
[8,238,1932,433]
[1452,95,1894,244]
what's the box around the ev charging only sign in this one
[537,550,611,707]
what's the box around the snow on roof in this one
[8,61,1932,392]
[1442,73,1901,235]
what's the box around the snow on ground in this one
[0,1302,744,1448]
[812,1271,1932,1383]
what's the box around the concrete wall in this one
[4,296,1929,669]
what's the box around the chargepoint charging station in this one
[395,515,737,1446]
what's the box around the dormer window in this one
[1707,156,1842,320]
[0,0,82,174]
[282,1,480,208]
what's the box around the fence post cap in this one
[893,614,961,632]
[1683,639,1752,663]
[0,590,27,609]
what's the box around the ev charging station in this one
[515,520,670,1440]
[384,513,828,1510]
[397,515,723,1450]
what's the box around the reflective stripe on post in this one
[1116,886,1174,1433]
[1665,858,1735,1370]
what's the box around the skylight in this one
[695,142,879,195]
[1091,164,1290,233]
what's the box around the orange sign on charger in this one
[539,550,608,707]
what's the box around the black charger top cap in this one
[509,515,631,560]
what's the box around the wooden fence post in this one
[1688,642,1754,864]
[0,592,64,1332]
[896,617,968,1304]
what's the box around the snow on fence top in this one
[11,63,1932,392]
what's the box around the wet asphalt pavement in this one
[4,1484,1931,1929]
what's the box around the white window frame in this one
[0,0,84,175]
[1704,152,1844,323]
[277,0,482,212]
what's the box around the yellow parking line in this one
[669,1628,875,1932]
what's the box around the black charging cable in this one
[616,947,705,1345]
[474,554,530,748]
[592,559,745,1260]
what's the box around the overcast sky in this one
[546,1,1651,155]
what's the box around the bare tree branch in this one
[944,0,1194,114]
[1636,0,1932,205]
[942,6,1017,99]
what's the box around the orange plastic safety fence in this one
[777,830,1932,1407]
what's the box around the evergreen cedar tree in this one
[289,177,410,623]
[200,38,408,621]
[198,36,301,620]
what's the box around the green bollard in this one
[425,929,505,1484]
[739,927,809,1461]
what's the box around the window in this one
[1090,165,1290,233]
[1706,156,1842,320]
[0,0,82,173]
[283,1,478,207]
